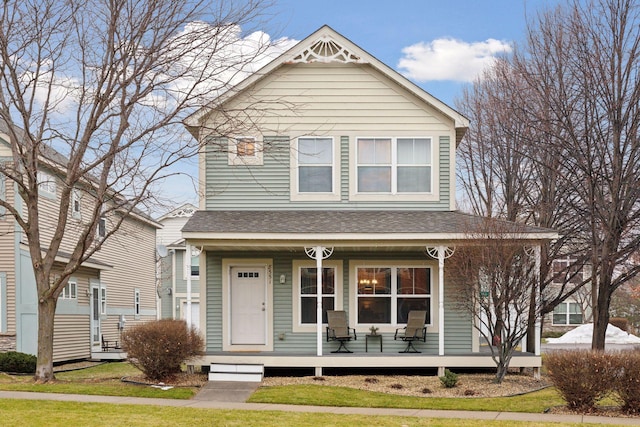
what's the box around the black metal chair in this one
[326,310,357,353]
[394,310,427,353]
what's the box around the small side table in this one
[365,334,383,352]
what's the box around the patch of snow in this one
[546,323,640,344]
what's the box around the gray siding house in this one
[182,26,555,379]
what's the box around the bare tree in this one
[456,55,591,352]
[513,0,640,349]
[0,0,281,381]
[446,220,541,383]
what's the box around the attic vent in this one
[291,37,361,64]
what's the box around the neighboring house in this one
[0,125,159,363]
[182,26,557,379]
[156,204,200,326]
[543,259,591,336]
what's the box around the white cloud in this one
[397,38,512,82]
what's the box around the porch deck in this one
[193,348,541,374]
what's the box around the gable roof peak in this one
[289,27,363,64]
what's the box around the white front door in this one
[230,267,267,345]
[91,286,100,345]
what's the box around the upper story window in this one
[228,137,263,166]
[298,137,333,193]
[291,137,340,201]
[357,137,431,193]
[97,215,107,239]
[71,189,81,219]
[37,171,56,196]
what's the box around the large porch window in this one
[356,265,432,326]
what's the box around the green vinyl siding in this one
[204,136,452,211]
[443,282,473,353]
[205,253,223,351]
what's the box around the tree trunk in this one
[592,285,611,351]
[34,296,57,382]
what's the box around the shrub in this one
[390,383,403,389]
[611,351,640,414]
[439,369,458,388]
[609,317,628,332]
[121,319,203,381]
[545,350,614,411]
[421,387,432,394]
[0,351,37,373]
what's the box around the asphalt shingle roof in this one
[182,210,554,236]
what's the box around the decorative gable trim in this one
[290,36,362,64]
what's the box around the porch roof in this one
[182,210,557,249]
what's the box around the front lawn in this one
[0,362,199,399]
[248,384,564,413]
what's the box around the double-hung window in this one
[553,301,583,325]
[297,137,333,193]
[356,265,432,326]
[355,137,432,195]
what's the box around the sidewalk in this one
[0,389,638,425]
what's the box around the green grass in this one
[248,384,563,413]
[0,399,595,427]
[0,362,198,399]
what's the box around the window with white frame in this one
[356,266,431,325]
[297,137,334,193]
[71,189,81,219]
[553,301,583,325]
[98,215,106,238]
[300,266,335,324]
[37,171,56,196]
[228,137,263,165]
[100,286,107,315]
[552,259,583,285]
[183,251,200,279]
[134,288,140,316]
[356,137,432,193]
[61,280,77,299]
[292,260,342,331]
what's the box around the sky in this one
[162,0,563,214]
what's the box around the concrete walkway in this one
[0,389,638,425]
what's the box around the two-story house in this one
[0,121,160,363]
[182,26,556,380]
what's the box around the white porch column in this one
[305,246,334,356]
[427,246,455,356]
[534,244,541,356]
[185,244,192,328]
